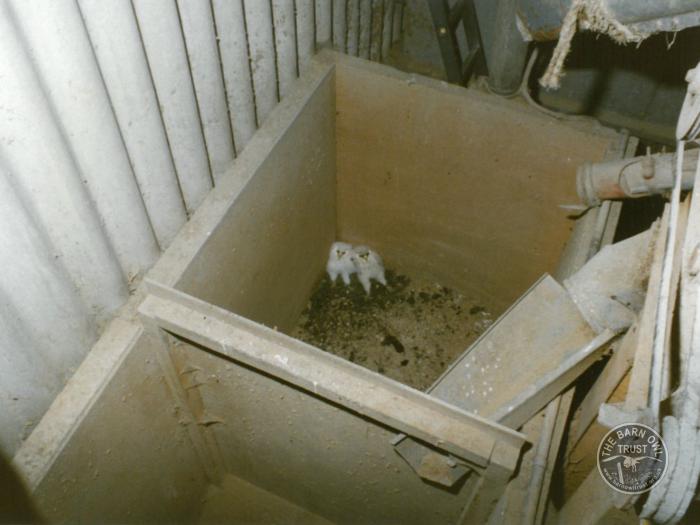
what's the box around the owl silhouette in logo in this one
[601,454,662,473]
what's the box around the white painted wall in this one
[0,0,404,458]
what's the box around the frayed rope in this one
[540,0,649,90]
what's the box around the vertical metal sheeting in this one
[296,0,316,72]
[347,0,362,56]
[359,0,373,58]
[370,0,384,61]
[333,0,348,52]
[392,1,403,44]
[244,0,279,124]
[177,0,236,181]
[273,0,299,98]
[0,163,95,454]
[212,0,257,151]
[78,0,188,249]
[316,0,332,45]
[0,1,129,320]
[132,0,214,214]
[10,0,160,278]
[0,0,404,457]
[381,0,394,60]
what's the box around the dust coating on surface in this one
[291,269,494,391]
[198,474,332,525]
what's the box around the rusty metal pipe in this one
[577,149,699,206]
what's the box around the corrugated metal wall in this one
[0,0,404,456]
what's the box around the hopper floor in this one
[292,269,495,390]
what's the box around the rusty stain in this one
[596,184,629,200]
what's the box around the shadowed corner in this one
[0,451,43,525]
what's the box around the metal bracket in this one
[427,0,482,84]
